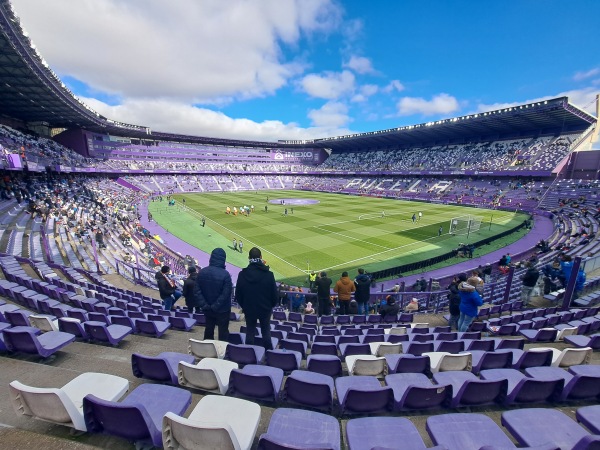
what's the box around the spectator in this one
[235,247,278,350]
[520,262,540,307]
[182,266,199,314]
[447,276,461,331]
[559,254,574,287]
[315,271,332,317]
[155,265,181,311]
[379,295,399,317]
[334,271,356,315]
[194,248,233,341]
[354,268,371,316]
[457,273,483,332]
[405,298,419,312]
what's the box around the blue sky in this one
[9,0,600,141]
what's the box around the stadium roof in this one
[300,98,597,152]
[0,0,597,152]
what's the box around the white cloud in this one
[397,93,460,116]
[10,0,340,101]
[574,68,600,81]
[476,87,598,115]
[351,84,378,103]
[383,80,405,93]
[300,70,356,100]
[307,101,351,127]
[82,97,352,141]
[343,56,375,74]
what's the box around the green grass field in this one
[148,190,528,285]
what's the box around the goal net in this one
[449,215,483,236]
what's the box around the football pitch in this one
[148,190,528,285]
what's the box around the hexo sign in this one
[273,150,314,160]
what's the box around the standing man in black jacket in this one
[315,271,333,317]
[520,262,540,307]
[235,247,277,350]
[194,248,233,341]
[182,266,199,313]
[354,268,371,316]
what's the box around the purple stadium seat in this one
[433,371,507,408]
[492,337,525,350]
[519,328,558,342]
[469,350,513,374]
[3,326,75,358]
[434,340,464,353]
[347,416,446,450]
[131,352,194,385]
[502,408,594,450]
[135,318,171,337]
[335,375,393,415]
[303,314,319,325]
[228,364,284,403]
[83,383,192,448]
[385,373,451,411]
[402,341,435,356]
[227,332,246,345]
[265,349,302,373]
[57,317,89,340]
[279,338,307,358]
[109,315,137,330]
[283,370,335,412]
[506,348,553,369]
[427,413,536,450]
[272,310,287,321]
[339,342,371,359]
[288,312,302,323]
[314,334,336,344]
[168,315,196,331]
[306,354,343,377]
[258,408,340,450]
[385,354,431,375]
[4,310,34,327]
[480,368,563,406]
[462,339,495,352]
[577,405,600,434]
[526,366,600,401]
[224,343,265,366]
[565,333,600,350]
[83,321,132,346]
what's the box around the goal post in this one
[449,215,483,237]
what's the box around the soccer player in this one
[233,238,237,251]
[238,240,244,253]
[412,213,416,223]
[418,211,422,221]
[438,226,443,236]
[381,211,386,218]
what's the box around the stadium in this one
[1,1,600,449]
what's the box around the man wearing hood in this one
[334,271,356,315]
[235,247,277,350]
[354,268,371,316]
[194,248,233,341]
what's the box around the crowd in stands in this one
[0,124,93,168]
[0,120,583,177]
[319,135,578,173]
